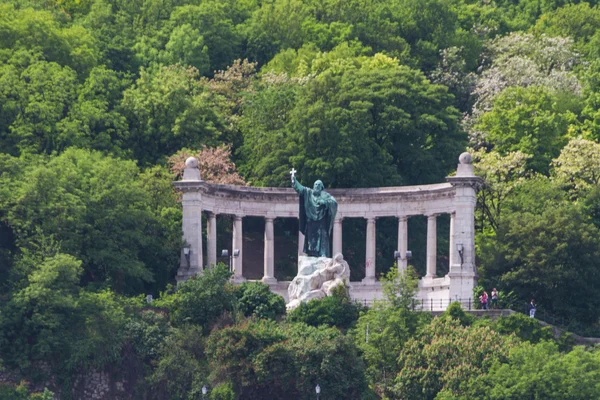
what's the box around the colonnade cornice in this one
[174,180,459,219]
[174,181,456,201]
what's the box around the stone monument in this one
[287,171,348,309]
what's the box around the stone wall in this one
[0,362,140,400]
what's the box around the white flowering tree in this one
[465,33,581,147]
[551,137,600,194]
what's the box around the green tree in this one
[487,313,554,344]
[167,2,243,73]
[0,251,82,370]
[240,51,463,188]
[236,281,286,321]
[0,4,99,76]
[0,149,180,293]
[534,2,600,59]
[160,24,210,74]
[393,318,515,400]
[165,264,236,332]
[475,86,578,174]
[353,268,428,394]
[0,58,78,156]
[286,285,363,330]
[56,66,130,155]
[466,341,600,400]
[205,319,287,398]
[149,325,209,400]
[479,178,600,324]
[205,320,368,400]
[121,64,226,165]
[551,137,600,194]
[472,149,531,232]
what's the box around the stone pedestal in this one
[287,254,350,310]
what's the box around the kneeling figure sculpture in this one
[287,253,350,310]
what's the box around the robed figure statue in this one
[292,175,338,257]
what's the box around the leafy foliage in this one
[286,285,363,329]
[393,318,516,400]
[4,0,600,397]
[161,263,235,332]
[0,148,180,293]
[235,281,286,321]
[466,341,600,400]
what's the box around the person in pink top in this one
[479,291,489,310]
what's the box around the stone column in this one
[262,217,277,283]
[362,217,377,283]
[447,152,483,300]
[207,212,217,268]
[332,217,343,256]
[298,230,305,257]
[397,216,408,273]
[232,215,245,281]
[426,214,437,278]
[177,157,204,282]
[449,212,455,268]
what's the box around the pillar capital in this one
[397,215,409,222]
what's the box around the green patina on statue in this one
[291,170,338,258]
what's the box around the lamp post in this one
[232,249,240,275]
[221,249,240,274]
[202,385,207,399]
[394,250,412,273]
[183,244,191,268]
[221,249,230,272]
[315,384,321,400]
[456,243,464,266]
[394,250,401,268]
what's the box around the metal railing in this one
[354,298,600,337]
[356,297,503,312]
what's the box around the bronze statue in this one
[291,169,337,257]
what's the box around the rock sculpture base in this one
[286,253,350,310]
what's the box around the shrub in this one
[286,287,363,330]
[235,282,286,320]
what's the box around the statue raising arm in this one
[291,173,305,194]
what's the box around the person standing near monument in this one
[291,170,338,258]
[491,288,498,309]
[528,299,537,318]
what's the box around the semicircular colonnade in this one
[174,153,482,310]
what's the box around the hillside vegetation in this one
[2,0,600,398]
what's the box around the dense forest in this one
[2,0,600,398]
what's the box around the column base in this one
[261,276,278,284]
[361,276,378,284]
[176,267,202,283]
[232,275,247,283]
[447,263,478,278]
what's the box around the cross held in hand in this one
[290,168,297,182]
